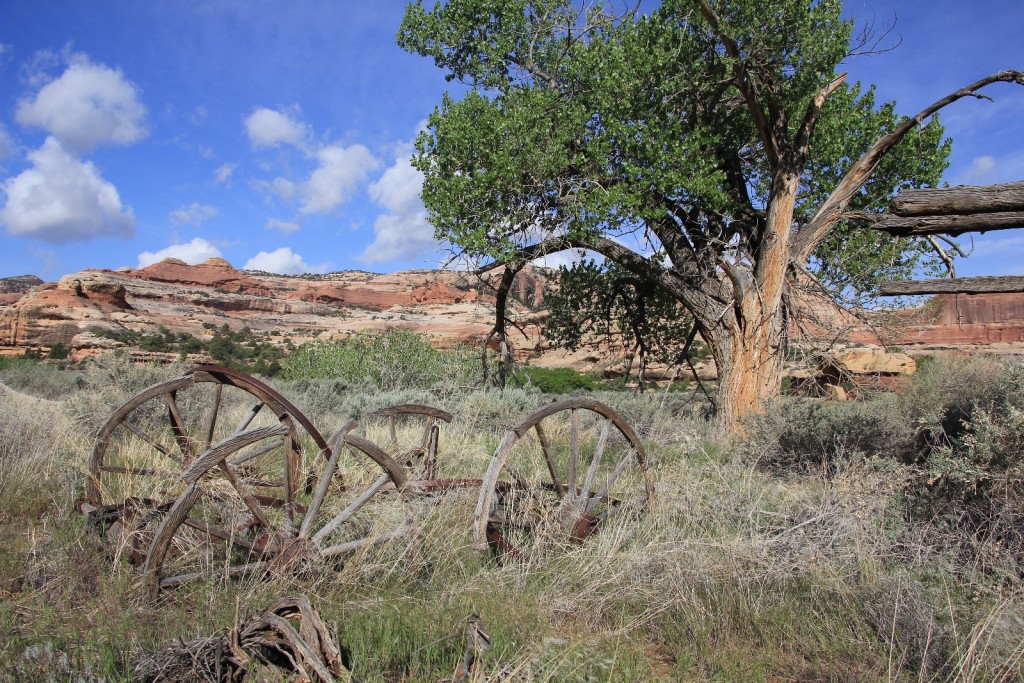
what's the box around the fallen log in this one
[131,595,350,682]
[878,275,1024,296]
[890,181,1024,216]
[872,210,1024,236]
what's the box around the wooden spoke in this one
[164,391,195,462]
[231,401,264,437]
[585,448,637,515]
[319,526,412,558]
[203,383,222,450]
[119,421,171,458]
[311,472,391,544]
[229,438,285,466]
[159,561,268,591]
[580,419,611,503]
[534,423,564,497]
[99,465,170,477]
[567,410,580,503]
[182,517,258,551]
[217,460,275,531]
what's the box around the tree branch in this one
[794,73,848,163]
[696,0,780,167]
[792,69,1024,264]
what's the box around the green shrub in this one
[523,366,596,393]
[47,343,70,360]
[279,329,479,392]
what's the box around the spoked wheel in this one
[363,404,453,479]
[143,425,412,599]
[473,398,654,559]
[87,365,328,565]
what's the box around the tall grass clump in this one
[280,329,480,393]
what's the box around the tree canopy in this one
[399,0,1023,423]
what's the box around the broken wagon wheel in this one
[88,365,329,562]
[143,426,412,598]
[363,404,453,479]
[473,398,654,558]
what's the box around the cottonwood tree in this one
[399,0,1023,426]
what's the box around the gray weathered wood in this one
[891,181,1024,216]
[878,275,1024,296]
[872,210,1024,236]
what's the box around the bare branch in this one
[792,69,1024,264]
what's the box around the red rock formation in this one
[1,258,1020,369]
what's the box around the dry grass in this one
[1,358,1023,681]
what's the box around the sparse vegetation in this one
[1,352,1023,680]
[90,324,286,376]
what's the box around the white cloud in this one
[0,136,135,243]
[359,147,438,263]
[257,143,379,214]
[169,202,218,226]
[267,218,300,233]
[16,55,148,153]
[300,143,379,213]
[214,162,236,184]
[137,237,222,268]
[244,107,308,149]
[0,124,15,160]
[243,247,327,274]
[963,155,996,183]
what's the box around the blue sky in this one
[0,0,1022,281]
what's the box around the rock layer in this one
[1,259,1022,373]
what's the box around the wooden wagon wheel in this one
[87,365,329,563]
[143,423,412,598]
[363,404,453,479]
[473,398,654,558]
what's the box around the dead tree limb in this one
[890,181,1024,216]
[878,275,1024,296]
[872,210,1024,236]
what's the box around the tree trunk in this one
[700,293,786,427]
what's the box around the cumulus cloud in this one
[16,55,148,153]
[137,237,223,268]
[169,202,218,226]
[359,148,438,263]
[244,107,308,149]
[0,136,135,243]
[256,143,379,215]
[300,143,379,214]
[243,247,327,275]
[267,218,300,233]
[214,162,236,184]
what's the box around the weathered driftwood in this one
[878,275,1024,296]
[872,210,1024,236]
[130,595,350,682]
[890,181,1024,216]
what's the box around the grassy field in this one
[1,352,1023,681]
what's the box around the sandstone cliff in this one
[1,259,1022,373]
[0,259,551,359]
